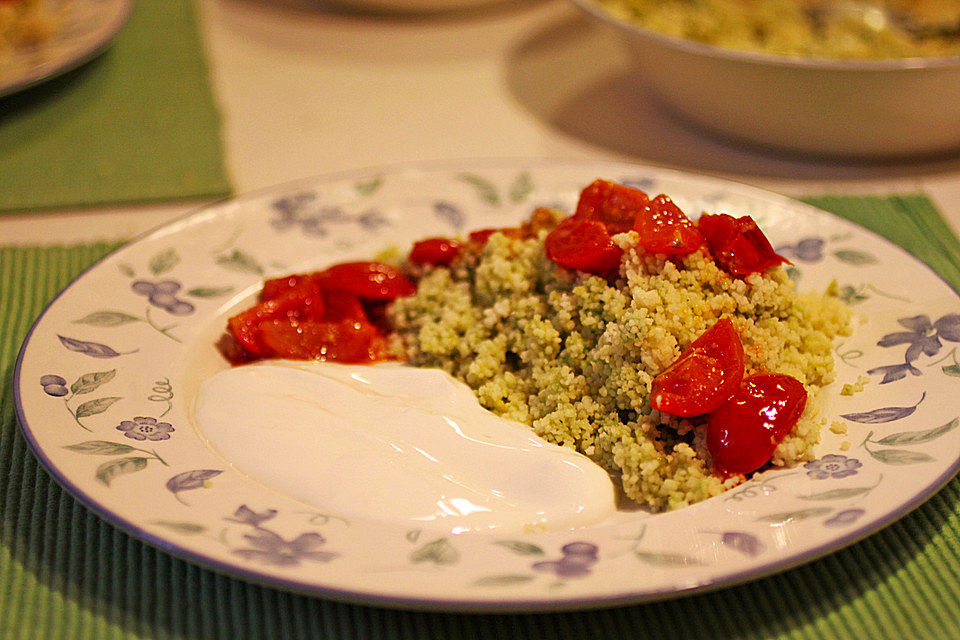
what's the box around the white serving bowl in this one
[567,0,960,158]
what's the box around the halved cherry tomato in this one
[260,274,311,301]
[650,317,745,417]
[633,194,703,256]
[707,373,808,477]
[227,279,326,356]
[698,213,788,276]
[321,291,368,323]
[313,261,415,300]
[409,237,463,266]
[222,259,412,365]
[545,217,623,275]
[575,179,650,235]
[468,229,499,245]
[468,228,522,246]
[258,318,388,363]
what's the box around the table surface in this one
[4,3,960,635]
[2,0,960,244]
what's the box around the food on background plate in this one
[218,179,852,512]
[595,0,960,58]
[0,0,58,61]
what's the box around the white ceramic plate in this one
[14,160,960,611]
[0,0,132,97]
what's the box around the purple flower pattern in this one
[116,416,175,441]
[804,454,862,480]
[234,529,335,566]
[41,374,68,396]
[532,542,599,579]
[227,505,278,528]
[868,314,960,383]
[270,192,386,236]
[227,505,337,567]
[131,280,194,315]
[777,237,825,262]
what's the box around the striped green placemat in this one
[1,195,959,639]
[0,0,232,213]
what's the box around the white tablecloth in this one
[3,0,959,243]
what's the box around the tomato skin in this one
[469,228,521,246]
[575,179,650,235]
[313,261,415,300]
[698,213,788,276]
[650,317,745,417]
[222,260,412,365]
[260,274,310,301]
[227,279,326,356]
[321,291,368,323]
[468,229,498,245]
[409,237,463,266]
[707,373,808,477]
[545,217,623,275]
[633,194,703,256]
[258,318,388,363]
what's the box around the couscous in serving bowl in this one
[567,0,960,158]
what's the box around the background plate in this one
[1,0,132,97]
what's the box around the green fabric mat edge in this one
[1,195,959,640]
[0,0,233,213]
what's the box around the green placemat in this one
[2,195,960,640]
[0,0,232,213]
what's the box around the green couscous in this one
[389,202,852,512]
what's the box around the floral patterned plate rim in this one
[0,0,133,98]
[14,159,960,612]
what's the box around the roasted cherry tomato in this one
[227,279,326,356]
[707,373,808,477]
[575,179,650,235]
[633,194,703,256]
[260,274,311,301]
[468,228,522,246]
[545,217,623,275]
[258,318,388,363]
[321,291,368,323]
[698,213,788,276]
[409,237,463,266]
[313,261,415,300]
[468,229,498,245]
[222,259,413,365]
[650,317,745,417]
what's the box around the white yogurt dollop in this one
[194,361,617,533]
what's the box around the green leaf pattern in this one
[70,369,117,395]
[74,311,140,327]
[64,441,138,455]
[410,538,458,566]
[216,249,263,275]
[149,249,180,275]
[833,249,878,266]
[862,417,958,465]
[96,457,149,486]
[75,396,122,418]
